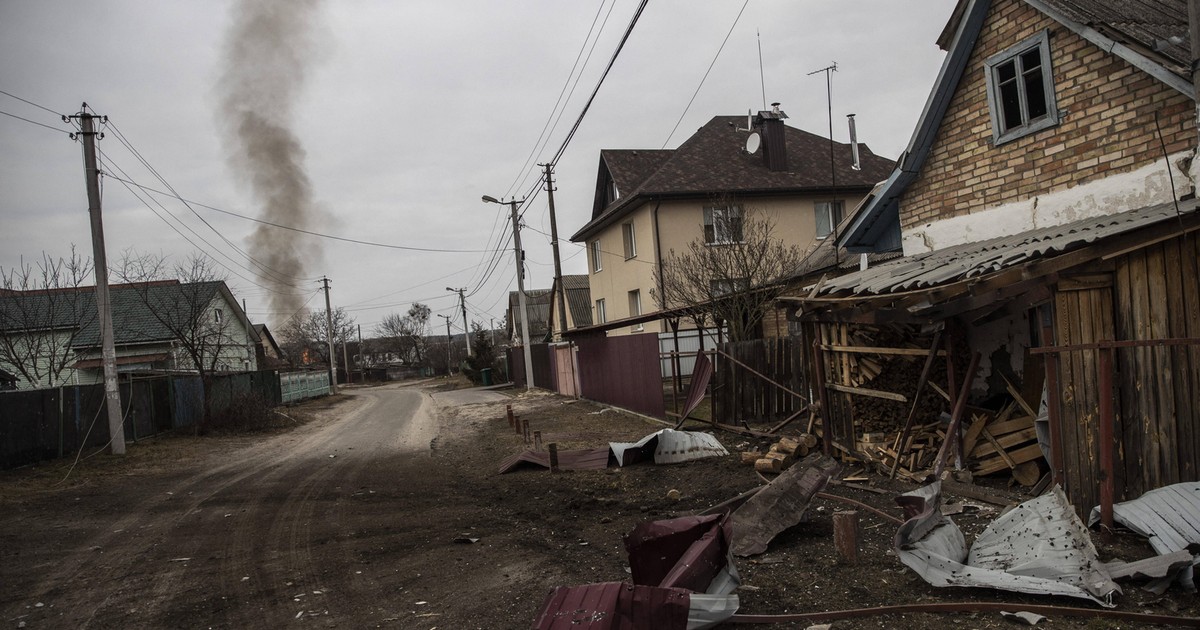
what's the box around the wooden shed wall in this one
[1112,233,1200,499]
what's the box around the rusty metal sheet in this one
[895,482,1119,607]
[531,582,691,630]
[680,351,712,419]
[609,429,728,467]
[731,453,841,556]
[625,514,736,593]
[496,448,611,474]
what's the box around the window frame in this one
[814,200,844,239]
[627,289,643,332]
[984,29,1059,146]
[703,205,744,245]
[710,277,750,297]
[595,298,606,324]
[622,222,637,259]
[590,239,603,272]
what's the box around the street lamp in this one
[482,194,533,390]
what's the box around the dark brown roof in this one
[572,115,895,241]
[561,274,592,328]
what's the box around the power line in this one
[104,175,506,254]
[662,0,751,148]
[0,109,73,135]
[0,89,66,117]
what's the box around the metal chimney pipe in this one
[847,113,861,171]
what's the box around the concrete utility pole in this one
[438,314,453,374]
[446,287,472,357]
[357,324,363,383]
[320,276,338,394]
[482,195,533,389]
[341,330,350,385]
[542,164,569,339]
[75,107,126,455]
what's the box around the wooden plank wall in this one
[1052,283,1115,514]
[713,336,805,427]
[1113,233,1200,500]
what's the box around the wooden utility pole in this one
[447,287,472,357]
[542,164,569,339]
[76,107,126,455]
[320,276,338,394]
[357,324,364,383]
[438,314,453,374]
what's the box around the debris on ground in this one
[895,481,1119,606]
[1087,482,1200,592]
[731,453,841,557]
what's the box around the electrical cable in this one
[0,89,66,117]
[662,0,751,148]
[0,109,73,135]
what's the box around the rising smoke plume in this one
[218,0,325,323]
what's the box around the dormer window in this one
[607,180,619,205]
[985,30,1058,145]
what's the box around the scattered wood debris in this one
[741,433,819,473]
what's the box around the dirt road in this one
[2,383,470,628]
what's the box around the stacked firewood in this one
[852,399,1044,486]
[740,433,819,473]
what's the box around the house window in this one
[704,205,743,244]
[710,278,750,296]
[985,30,1058,145]
[815,201,843,239]
[214,308,224,323]
[622,222,637,259]
[591,240,603,272]
[607,179,619,205]
[628,290,642,332]
[595,298,606,324]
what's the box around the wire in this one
[662,0,751,148]
[104,176,505,254]
[0,109,73,135]
[0,89,67,117]
[550,0,650,166]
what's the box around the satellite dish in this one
[745,132,761,154]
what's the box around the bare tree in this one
[117,252,250,379]
[278,306,356,366]
[374,303,430,366]
[0,248,95,389]
[652,206,805,342]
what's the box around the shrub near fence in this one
[0,369,320,470]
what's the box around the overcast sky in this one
[0,0,956,337]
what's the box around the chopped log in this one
[833,511,860,565]
[755,458,782,473]
[740,451,763,465]
[776,437,801,454]
[1012,460,1041,487]
[798,433,818,449]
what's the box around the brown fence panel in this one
[576,333,665,418]
[713,337,804,427]
[530,343,555,390]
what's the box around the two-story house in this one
[793,0,1199,514]
[0,280,260,389]
[569,108,894,338]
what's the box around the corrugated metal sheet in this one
[680,351,711,419]
[1088,482,1200,554]
[609,429,728,467]
[818,200,1198,297]
[496,448,611,474]
[896,482,1119,606]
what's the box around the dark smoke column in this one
[218,0,325,322]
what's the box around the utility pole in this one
[542,163,569,339]
[482,195,533,389]
[320,276,338,394]
[74,106,126,455]
[341,330,350,386]
[438,314,453,374]
[446,287,472,357]
[357,324,363,383]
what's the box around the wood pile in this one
[852,399,1045,486]
[741,433,819,473]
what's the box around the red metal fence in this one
[575,333,665,418]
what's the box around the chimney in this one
[754,102,789,172]
[847,114,861,171]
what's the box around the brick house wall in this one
[900,0,1195,233]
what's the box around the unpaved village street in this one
[3,382,1198,629]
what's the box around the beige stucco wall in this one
[585,192,870,336]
